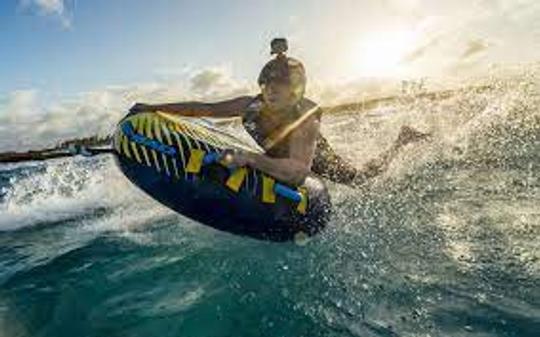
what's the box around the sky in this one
[2,0,539,95]
[0,0,539,150]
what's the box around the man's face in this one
[261,82,297,111]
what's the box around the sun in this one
[349,29,418,78]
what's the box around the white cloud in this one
[35,0,64,15]
[20,0,71,28]
[4,90,44,123]
[188,67,253,101]
[0,66,254,152]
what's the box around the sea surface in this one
[0,71,539,336]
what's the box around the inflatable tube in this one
[112,111,332,241]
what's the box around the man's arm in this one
[130,96,253,118]
[243,114,320,185]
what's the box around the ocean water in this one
[0,72,539,336]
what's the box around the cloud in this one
[35,0,64,15]
[401,35,442,63]
[3,90,44,123]
[460,39,489,60]
[0,66,254,152]
[190,70,224,93]
[20,0,72,28]
[400,35,488,65]
[189,67,252,100]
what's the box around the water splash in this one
[0,66,539,336]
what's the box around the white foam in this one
[0,157,160,232]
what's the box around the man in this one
[130,38,428,186]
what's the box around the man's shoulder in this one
[298,97,322,120]
[291,107,320,138]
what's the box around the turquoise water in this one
[0,75,539,336]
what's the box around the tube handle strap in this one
[186,149,206,173]
[262,176,277,203]
[225,168,248,192]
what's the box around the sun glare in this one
[349,30,418,78]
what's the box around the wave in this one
[0,65,539,336]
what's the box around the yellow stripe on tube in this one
[153,117,171,177]
[178,122,197,141]
[128,120,142,164]
[296,187,308,214]
[170,130,187,178]
[135,116,152,167]
[130,140,142,164]
[262,176,276,203]
[205,132,227,149]
[144,115,161,172]
[169,155,180,179]
[186,149,205,174]
[136,113,147,133]
[143,114,153,138]
[153,115,163,141]
[121,134,132,159]
[174,124,193,150]
[225,167,247,192]
[162,122,180,179]
[162,121,174,146]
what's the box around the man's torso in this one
[242,95,321,158]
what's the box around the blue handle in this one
[203,152,221,165]
[201,151,303,202]
[274,183,302,202]
[121,122,177,156]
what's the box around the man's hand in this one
[130,103,156,114]
[220,150,253,169]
